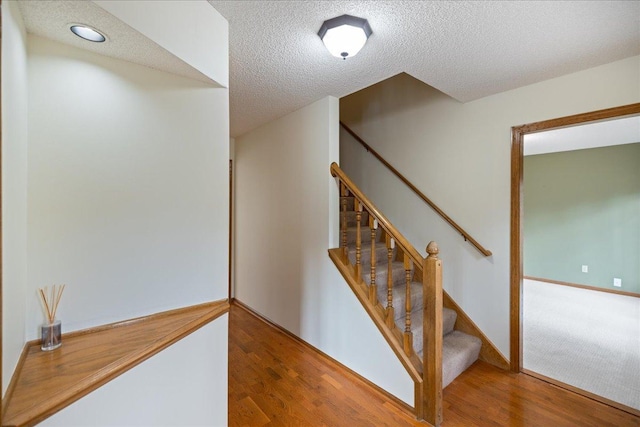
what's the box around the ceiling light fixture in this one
[318,14,372,60]
[70,25,106,43]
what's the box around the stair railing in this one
[331,162,443,426]
[340,121,492,257]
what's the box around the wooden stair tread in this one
[2,300,229,427]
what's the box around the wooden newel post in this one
[423,241,443,427]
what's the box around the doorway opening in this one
[510,103,640,415]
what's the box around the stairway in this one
[342,196,481,388]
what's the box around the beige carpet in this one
[523,279,640,410]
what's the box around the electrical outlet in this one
[613,278,622,287]
[581,265,588,273]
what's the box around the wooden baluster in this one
[403,252,413,356]
[355,200,362,280]
[340,183,348,262]
[369,218,378,305]
[423,241,443,427]
[385,236,395,328]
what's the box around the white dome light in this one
[318,15,372,60]
[70,25,106,43]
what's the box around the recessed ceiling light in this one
[70,25,106,43]
[318,15,372,60]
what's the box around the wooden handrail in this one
[331,162,423,267]
[340,121,492,257]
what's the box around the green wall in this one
[524,143,640,294]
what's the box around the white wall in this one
[234,97,415,405]
[23,34,229,423]
[1,0,29,395]
[94,0,228,88]
[340,56,640,358]
[26,36,229,337]
[41,315,229,427]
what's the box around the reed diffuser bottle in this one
[39,285,65,351]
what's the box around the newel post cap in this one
[426,241,439,259]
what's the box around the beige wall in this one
[340,56,640,357]
[234,96,415,404]
[27,35,229,336]
[1,0,29,394]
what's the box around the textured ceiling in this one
[209,1,640,137]
[18,0,213,84]
[15,1,640,139]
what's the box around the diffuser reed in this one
[39,284,65,351]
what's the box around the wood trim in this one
[328,248,423,383]
[231,299,418,418]
[340,122,492,257]
[1,300,229,427]
[522,369,640,418]
[413,383,423,423]
[0,344,27,419]
[524,276,640,298]
[443,291,509,371]
[511,103,640,135]
[43,301,227,342]
[510,103,640,373]
[331,162,423,267]
[510,121,525,373]
[229,158,233,299]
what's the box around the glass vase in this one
[41,319,62,351]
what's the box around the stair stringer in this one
[442,292,509,370]
[328,248,423,385]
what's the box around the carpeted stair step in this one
[362,261,409,288]
[376,280,424,322]
[417,330,481,388]
[403,307,458,353]
[345,226,382,245]
[347,244,395,268]
[342,210,370,227]
[443,307,457,335]
[340,196,355,211]
[441,331,481,388]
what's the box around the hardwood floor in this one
[228,303,640,426]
